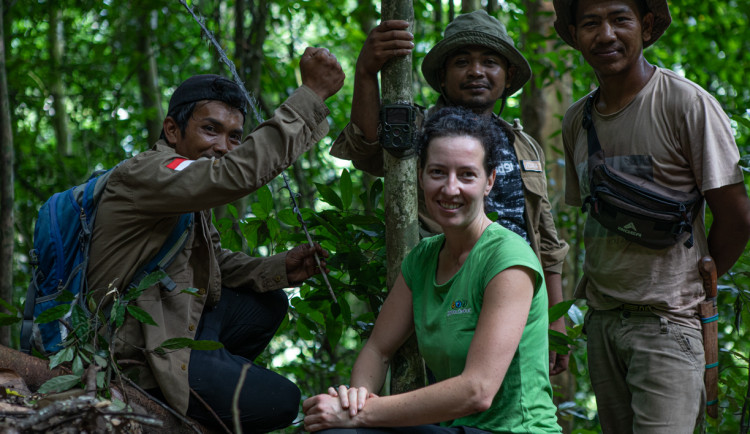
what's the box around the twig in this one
[232,363,250,434]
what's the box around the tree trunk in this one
[381,0,423,396]
[520,1,575,432]
[0,0,13,348]
[136,9,164,146]
[48,6,72,158]
[461,0,480,13]
[0,345,213,433]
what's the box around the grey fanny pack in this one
[581,92,703,250]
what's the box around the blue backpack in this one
[20,167,193,355]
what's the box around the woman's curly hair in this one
[417,106,507,174]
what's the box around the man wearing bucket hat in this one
[86,47,344,432]
[554,0,750,431]
[331,9,570,376]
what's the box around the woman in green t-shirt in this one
[303,107,560,433]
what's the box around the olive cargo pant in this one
[586,308,705,433]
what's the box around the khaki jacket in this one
[330,102,568,274]
[87,85,330,414]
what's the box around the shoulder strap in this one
[127,213,195,292]
[582,91,602,158]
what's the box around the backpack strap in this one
[127,213,195,292]
[582,91,603,158]
[20,262,39,354]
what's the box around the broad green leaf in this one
[0,297,18,314]
[369,179,384,210]
[315,183,344,210]
[278,208,300,227]
[55,290,75,303]
[37,375,81,394]
[548,299,577,323]
[48,346,74,370]
[135,270,168,292]
[180,287,200,296]
[227,203,238,219]
[127,305,158,326]
[548,330,573,355]
[340,169,352,211]
[35,304,70,324]
[187,340,225,351]
[72,355,84,376]
[0,313,20,326]
[567,304,585,326]
[94,353,108,368]
[71,305,89,339]
[111,302,126,329]
[156,337,224,351]
[324,312,344,349]
[96,371,105,389]
[251,185,273,220]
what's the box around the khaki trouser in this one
[585,308,706,434]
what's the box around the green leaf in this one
[187,340,225,350]
[180,287,200,296]
[55,290,75,303]
[251,185,273,219]
[227,203,238,219]
[96,371,105,389]
[0,313,21,326]
[548,299,577,323]
[37,375,81,394]
[35,304,70,324]
[278,208,300,227]
[548,329,573,354]
[94,353,108,368]
[127,305,158,326]
[369,179,384,210]
[315,183,344,210]
[48,346,74,370]
[156,338,224,352]
[567,304,585,326]
[71,305,89,339]
[72,355,84,376]
[135,270,169,292]
[0,297,18,314]
[111,302,126,329]
[340,169,352,211]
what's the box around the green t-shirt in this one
[402,224,561,433]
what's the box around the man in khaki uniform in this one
[554,0,750,431]
[331,10,570,374]
[88,46,345,432]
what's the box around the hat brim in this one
[421,31,532,97]
[553,0,671,49]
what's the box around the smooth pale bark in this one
[136,9,164,145]
[461,0,480,13]
[0,0,13,348]
[520,1,575,432]
[381,0,423,395]
[48,7,72,158]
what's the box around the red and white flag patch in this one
[166,158,194,171]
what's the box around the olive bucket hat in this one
[552,0,671,49]
[421,10,532,97]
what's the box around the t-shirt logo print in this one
[618,222,643,239]
[447,299,472,317]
